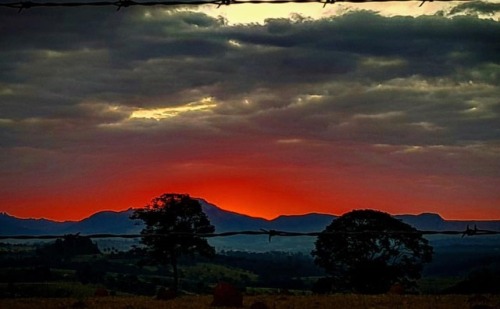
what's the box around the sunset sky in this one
[1,1,499,221]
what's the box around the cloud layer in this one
[1,4,499,220]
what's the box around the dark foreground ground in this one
[2,295,500,309]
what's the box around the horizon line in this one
[2,202,499,223]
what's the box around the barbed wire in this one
[1,225,499,242]
[0,0,474,12]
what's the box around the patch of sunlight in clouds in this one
[368,76,496,93]
[228,39,243,47]
[276,138,304,144]
[293,94,324,107]
[462,98,498,118]
[360,57,407,68]
[353,111,405,120]
[193,4,333,25]
[401,145,425,153]
[130,97,216,121]
[0,118,14,125]
[393,144,472,155]
[411,121,444,132]
[190,1,493,25]
[0,87,14,96]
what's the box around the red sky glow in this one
[1,4,499,221]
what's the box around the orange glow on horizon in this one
[1,143,498,222]
[3,172,499,222]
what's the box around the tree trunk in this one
[171,255,179,293]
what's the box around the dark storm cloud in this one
[0,7,499,174]
[0,9,229,109]
[229,13,500,79]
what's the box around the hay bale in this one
[211,282,243,307]
[155,287,177,300]
[388,283,405,294]
[93,287,109,297]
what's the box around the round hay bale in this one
[211,282,243,307]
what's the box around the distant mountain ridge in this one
[1,200,499,251]
[200,201,335,232]
[1,200,500,235]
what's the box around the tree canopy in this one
[131,193,215,292]
[37,234,101,262]
[311,209,433,294]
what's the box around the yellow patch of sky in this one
[190,2,475,25]
[129,97,216,120]
[228,39,243,47]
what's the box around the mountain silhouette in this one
[1,200,499,251]
[200,200,334,232]
[63,209,139,234]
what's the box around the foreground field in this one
[2,294,500,309]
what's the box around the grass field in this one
[1,294,500,309]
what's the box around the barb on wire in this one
[0,0,474,11]
[115,0,134,10]
[419,0,433,6]
[323,0,335,8]
[216,0,234,8]
[0,226,499,241]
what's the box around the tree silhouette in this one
[37,234,101,262]
[311,209,433,294]
[131,193,215,293]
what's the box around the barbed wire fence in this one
[0,0,475,12]
[1,225,499,243]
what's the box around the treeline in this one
[2,239,500,298]
[0,239,324,297]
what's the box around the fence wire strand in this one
[1,225,499,242]
[0,0,475,12]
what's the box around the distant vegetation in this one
[0,241,325,298]
[37,234,101,262]
[1,238,499,299]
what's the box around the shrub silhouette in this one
[312,209,433,294]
